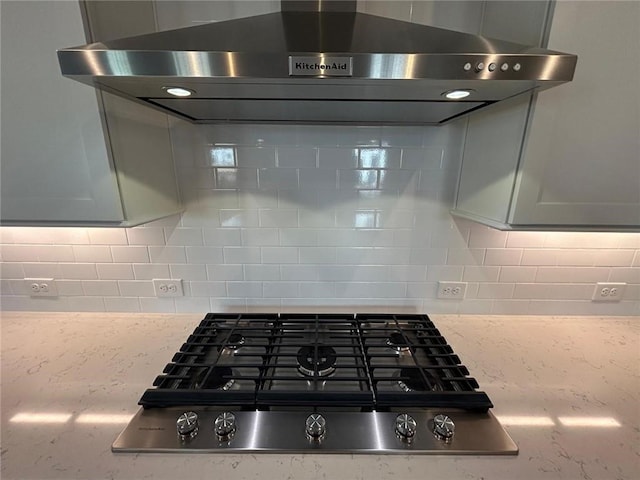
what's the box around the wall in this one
[1,118,638,315]
[0,0,638,315]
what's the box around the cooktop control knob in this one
[305,413,326,439]
[395,413,417,440]
[433,414,455,442]
[214,412,236,438]
[176,411,199,439]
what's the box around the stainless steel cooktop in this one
[112,313,518,454]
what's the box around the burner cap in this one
[386,331,411,353]
[224,333,245,350]
[398,368,443,392]
[197,366,235,390]
[297,346,337,378]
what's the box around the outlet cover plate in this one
[24,278,58,297]
[437,281,467,300]
[592,282,626,302]
[153,279,184,297]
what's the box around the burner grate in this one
[139,313,493,412]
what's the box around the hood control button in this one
[433,414,455,442]
[176,411,199,439]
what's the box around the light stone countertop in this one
[1,312,638,480]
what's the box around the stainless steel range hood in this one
[57,1,577,125]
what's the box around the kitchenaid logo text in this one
[294,62,348,71]
[289,56,353,76]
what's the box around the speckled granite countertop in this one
[1,312,638,480]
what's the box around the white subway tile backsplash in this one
[484,249,522,266]
[280,229,317,246]
[215,168,258,189]
[299,169,338,190]
[223,247,261,264]
[236,146,276,168]
[118,280,154,297]
[164,228,204,246]
[133,264,170,280]
[277,147,317,168]
[498,266,537,283]
[608,268,640,283]
[339,169,378,190]
[56,280,84,296]
[220,209,260,228]
[87,228,127,245]
[335,282,407,298]
[299,247,337,264]
[227,281,263,297]
[242,228,279,246]
[81,280,120,296]
[0,263,25,279]
[262,247,298,264]
[463,266,500,282]
[23,262,61,278]
[299,282,336,298]
[126,228,165,245]
[189,281,227,297]
[243,265,280,281]
[206,264,244,281]
[96,263,134,280]
[203,228,242,246]
[535,267,609,283]
[185,247,224,264]
[2,118,639,316]
[477,283,515,299]
[593,250,635,267]
[149,246,187,264]
[60,263,98,280]
[72,245,112,263]
[259,168,298,190]
[264,282,299,298]
[37,246,75,262]
[170,264,207,280]
[401,147,443,169]
[110,246,150,263]
[281,265,319,281]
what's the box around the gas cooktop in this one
[112,313,518,454]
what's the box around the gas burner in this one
[195,366,235,390]
[386,331,411,353]
[297,346,337,378]
[397,368,443,392]
[222,333,245,351]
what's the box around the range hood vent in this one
[58,1,577,125]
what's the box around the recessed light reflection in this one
[10,413,72,424]
[443,89,473,100]
[163,86,194,97]
[558,417,621,427]
[76,414,132,424]
[497,415,555,426]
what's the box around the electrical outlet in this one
[592,282,626,302]
[437,281,467,300]
[153,279,184,297]
[24,278,58,297]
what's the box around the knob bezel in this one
[305,413,326,440]
[214,412,237,439]
[432,414,455,443]
[395,413,417,442]
[176,411,199,439]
